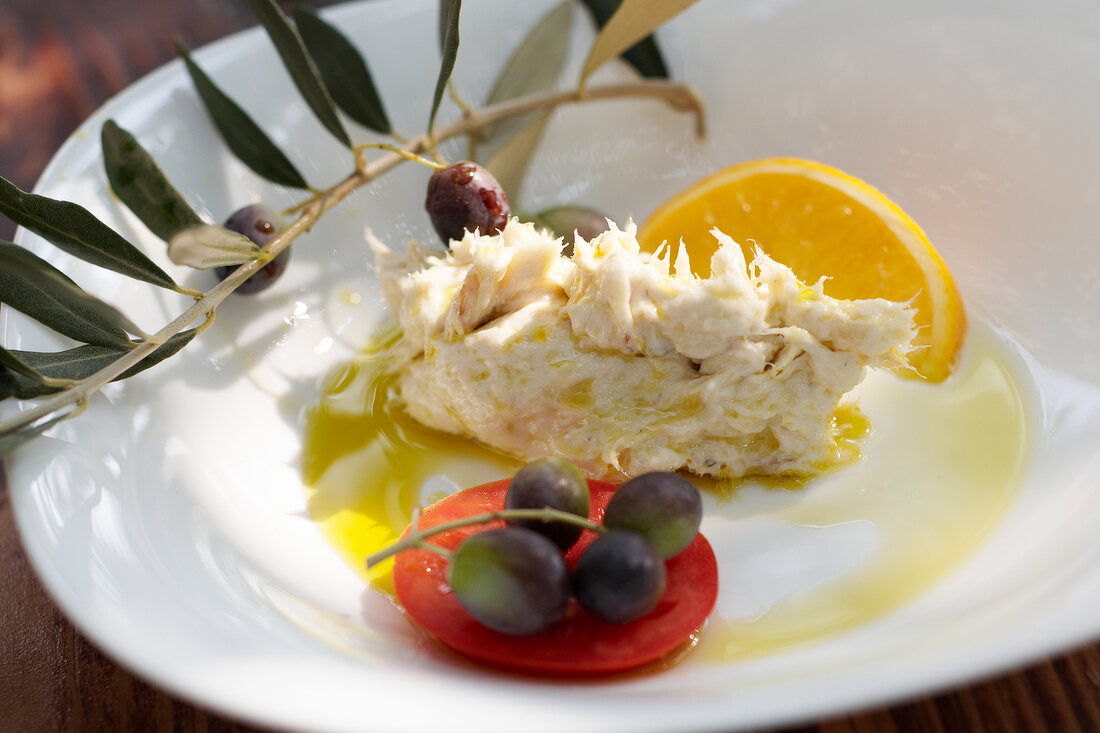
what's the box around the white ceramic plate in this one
[7,1,1100,731]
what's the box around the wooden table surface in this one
[2,0,1100,731]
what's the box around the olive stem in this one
[414,540,454,561]
[281,190,322,216]
[365,507,605,568]
[37,375,76,389]
[174,285,206,299]
[353,143,446,174]
[0,79,703,443]
[447,80,476,120]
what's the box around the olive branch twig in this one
[0,80,703,442]
[365,505,606,567]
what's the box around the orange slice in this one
[637,157,966,382]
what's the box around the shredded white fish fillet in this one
[369,219,915,480]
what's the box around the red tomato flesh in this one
[392,479,718,675]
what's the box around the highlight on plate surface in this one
[0,0,1029,678]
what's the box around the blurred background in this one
[0,0,340,241]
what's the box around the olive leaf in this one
[0,175,180,291]
[475,0,572,158]
[579,0,668,80]
[248,0,351,148]
[0,329,198,401]
[0,363,65,400]
[176,40,310,189]
[0,371,57,400]
[580,0,698,87]
[291,5,391,135]
[429,0,463,134]
[0,241,143,350]
[485,112,552,204]
[0,344,49,384]
[101,120,206,243]
[166,225,263,269]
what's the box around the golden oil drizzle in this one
[694,403,872,499]
[301,328,520,594]
[701,327,1026,660]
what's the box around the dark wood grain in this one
[2,1,1100,731]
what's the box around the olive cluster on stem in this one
[372,457,704,636]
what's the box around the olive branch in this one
[0,0,703,455]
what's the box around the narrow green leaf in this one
[580,0,696,85]
[429,0,463,134]
[0,241,140,350]
[485,1,573,108]
[579,0,668,79]
[484,112,552,205]
[0,329,198,401]
[175,41,310,189]
[0,411,69,455]
[0,365,56,400]
[476,1,572,155]
[0,176,179,290]
[115,329,199,379]
[101,120,206,243]
[167,225,262,269]
[0,344,47,383]
[291,5,391,134]
[248,0,351,148]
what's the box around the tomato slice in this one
[392,479,718,675]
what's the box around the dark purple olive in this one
[573,530,667,624]
[603,472,702,560]
[504,457,590,551]
[425,162,510,246]
[214,204,289,294]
